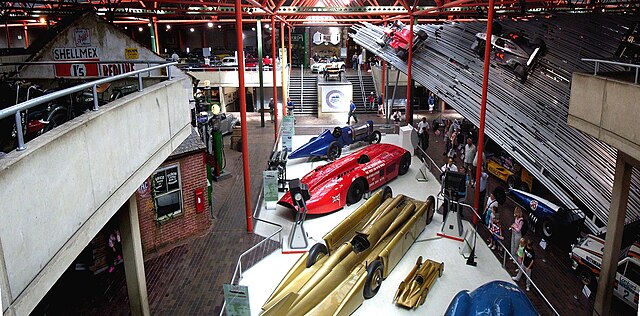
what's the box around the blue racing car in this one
[445,281,538,316]
[288,120,381,160]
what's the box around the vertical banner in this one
[223,284,250,316]
[263,170,279,210]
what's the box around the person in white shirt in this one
[171,52,179,62]
[417,117,429,134]
[441,157,458,174]
[463,138,477,180]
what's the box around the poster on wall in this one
[320,85,352,113]
[52,46,100,77]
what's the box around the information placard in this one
[263,170,279,203]
[223,284,250,316]
[282,115,295,152]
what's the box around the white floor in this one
[244,133,514,315]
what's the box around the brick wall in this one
[136,152,211,255]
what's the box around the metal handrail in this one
[0,60,173,66]
[582,58,640,84]
[0,62,177,151]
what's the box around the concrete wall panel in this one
[0,73,191,314]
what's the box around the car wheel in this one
[427,200,435,224]
[332,127,342,138]
[531,37,546,53]
[417,30,428,41]
[327,141,342,160]
[364,259,384,299]
[507,175,519,189]
[542,219,555,238]
[396,50,408,61]
[514,64,527,83]
[341,65,346,71]
[368,130,382,144]
[306,243,328,268]
[578,268,597,290]
[346,178,366,205]
[519,183,530,192]
[474,40,486,57]
[398,152,411,175]
[381,185,393,201]
[44,110,69,132]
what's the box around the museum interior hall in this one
[0,0,639,315]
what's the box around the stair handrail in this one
[300,66,304,112]
[356,66,366,107]
[370,64,380,97]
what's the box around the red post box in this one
[195,188,204,213]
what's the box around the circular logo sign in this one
[325,90,345,110]
[138,179,150,195]
[529,199,538,211]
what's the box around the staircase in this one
[289,73,318,115]
[346,74,376,113]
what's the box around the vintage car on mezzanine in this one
[278,143,412,215]
[288,120,382,160]
[262,189,436,316]
[376,21,429,61]
[444,281,538,316]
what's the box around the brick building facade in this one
[135,129,211,254]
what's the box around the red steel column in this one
[280,23,287,116]
[405,15,413,125]
[288,26,292,73]
[381,22,387,116]
[23,22,29,48]
[473,0,495,225]
[235,1,253,233]
[271,16,278,140]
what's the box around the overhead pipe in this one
[235,0,254,233]
[472,0,495,225]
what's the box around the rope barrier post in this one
[15,112,26,151]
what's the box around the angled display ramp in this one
[350,14,640,234]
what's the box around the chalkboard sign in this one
[153,166,180,195]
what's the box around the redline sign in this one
[101,63,135,76]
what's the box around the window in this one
[152,165,182,220]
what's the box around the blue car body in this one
[445,281,538,316]
[508,188,584,227]
[288,120,380,159]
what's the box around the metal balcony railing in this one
[582,58,640,84]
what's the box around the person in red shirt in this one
[263,56,272,69]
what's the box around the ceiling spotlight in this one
[138,27,143,32]
[190,28,195,32]
[217,25,222,29]
[251,27,256,31]
[39,17,46,23]
[166,25,171,30]
[148,23,151,26]
[208,22,213,28]
[124,26,128,30]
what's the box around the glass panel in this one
[156,191,181,218]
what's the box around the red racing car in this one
[278,143,412,215]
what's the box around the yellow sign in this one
[125,48,139,60]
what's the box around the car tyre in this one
[327,141,342,160]
[306,243,328,268]
[507,175,519,189]
[44,109,69,132]
[514,64,527,83]
[519,183,530,192]
[578,268,597,290]
[381,185,393,201]
[368,130,382,144]
[332,127,342,138]
[398,152,411,175]
[541,218,555,238]
[531,37,546,54]
[474,40,486,57]
[396,50,408,61]
[417,30,428,41]
[346,178,366,205]
[364,259,384,299]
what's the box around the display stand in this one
[283,179,312,254]
[437,171,467,242]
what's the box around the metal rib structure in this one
[350,14,640,234]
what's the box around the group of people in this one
[266,97,296,122]
[433,118,535,292]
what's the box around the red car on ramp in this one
[278,143,412,215]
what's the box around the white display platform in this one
[245,134,514,315]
